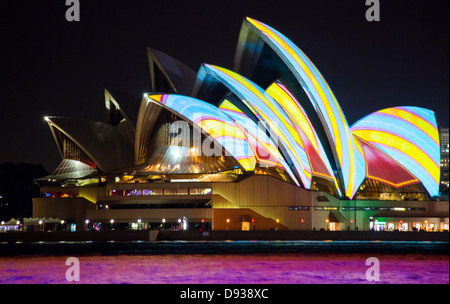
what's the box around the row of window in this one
[288,206,309,211]
[98,202,211,210]
[109,188,212,197]
[288,206,338,211]
[42,192,77,198]
[288,206,426,212]
[342,207,426,212]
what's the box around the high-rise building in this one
[439,127,449,194]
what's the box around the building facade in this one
[34,175,449,232]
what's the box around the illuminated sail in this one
[201,64,313,189]
[236,17,366,198]
[351,106,440,197]
[146,94,256,171]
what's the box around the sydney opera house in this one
[33,18,449,232]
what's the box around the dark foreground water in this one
[0,241,448,284]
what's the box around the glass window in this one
[164,189,176,195]
[125,189,142,196]
[189,188,212,195]
[110,190,123,196]
[201,188,212,195]
[153,189,163,195]
[142,189,163,195]
[323,207,338,210]
[177,189,188,195]
[288,206,309,211]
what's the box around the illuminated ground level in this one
[30,175,449,233]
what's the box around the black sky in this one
[0,0,448,172]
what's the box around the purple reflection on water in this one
[0,253,448,284]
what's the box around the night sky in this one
[1,0,448,173]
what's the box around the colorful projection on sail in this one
[244,17,366,198]
[146,94,256,171]
[351,106,440,197]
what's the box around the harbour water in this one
[0,241,448,284]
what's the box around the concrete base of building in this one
[0,230,448,243]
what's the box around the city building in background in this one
[31,18,449,233]
[439,127,449,196]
